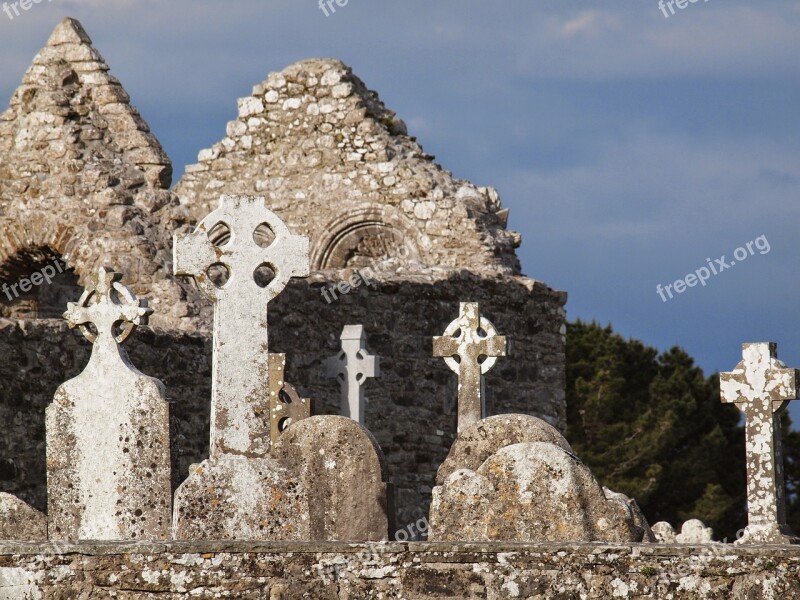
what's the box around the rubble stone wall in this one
[0,272,566,528]
[1,541,797,599]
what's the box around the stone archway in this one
[312,207,421,270]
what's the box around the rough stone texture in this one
[677,520,715,544]
[272,416,390,541]
[0,19,201,328]
[174,416,390,541]
[433,302,507,432]
[172,457,310,541]
[720,342,800,544]
[175,59,521,276]
[435,414,573,486]
[268,353,311,445]
[326,324,380,423]
[604,487,657,543]
[0,494,46,541]
[430,441,646,543]
[0,272,564,530]
[173,195,310,460]
[653,522,678,543]
[46,269,171,541]
[1,541,799,599]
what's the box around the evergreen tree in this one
[565,320,747,540]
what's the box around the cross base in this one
[735,523,800,545]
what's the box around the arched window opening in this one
[0,247,81,319]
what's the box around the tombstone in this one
[173,194,309,459]
[326,324,380,424]
[0,493,47,541]
[720,342,800,544]
[46,267,171,540]
[433,302,507,432]
[172,195,312,539]
[269,353,311,445]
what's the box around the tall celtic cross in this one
[721,342,800,544]
[326,324,380,424]
[174,195,309,458]
[433,302,507,433]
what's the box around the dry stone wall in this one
[0,271,565,529]
[1,541,798,599]
[175,58,521,276]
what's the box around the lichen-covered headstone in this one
[46,268,171,540]
[326,324,380,424]
[429,414,650,542]
[269,352,311,445]
[172,195,313,539]
[0,493,46,541]
[433,302,507,432]
[721,342,800,544]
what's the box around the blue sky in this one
[2,1,800,419]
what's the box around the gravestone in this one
[0,493,46,541]
[433,302,507,432]
[172,196,311,539]
[721,342,800,544]
[429,415,651,542]
[269,353,311,445]
[173,194,309,459]
[46,267,171,540]
[326,324,380,424]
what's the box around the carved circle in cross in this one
[441,316,501,375]
[70,272,149,344]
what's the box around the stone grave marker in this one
[46,267,171,540]
[721,342,800,544]
[326,324,380,424]
[269,352,311,445]
[433,302,507,432]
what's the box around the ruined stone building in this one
[0,18,566,528]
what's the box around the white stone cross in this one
[326,325,380,424]
[720,342,800,544]
[433,302,507,433]
[174,195,309,458]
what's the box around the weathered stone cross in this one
[269,352,310,445]
[174,195,309,458]
[721,342,800,544]
[433,302,507,433]
[326,324,380,424]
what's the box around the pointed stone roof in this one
[175,59,522,275]
[0,18,198,328]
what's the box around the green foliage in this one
[565,320,747,540]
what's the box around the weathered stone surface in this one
[435,414,572,485]
[433,302,507,432]
[0,493,46,541]
[676,519,715,544]
[0,18,200,328]
[175,59,522,276]
[721,342,800,544]
[268,353,310,445]
[272,416,390,541]
[604,487,656,543]
[1,541,799,599]
[174,194,310,460]
[0,273,565,532]
[430,441,646,542]
[172,458,310,541]
[325,324,380,424]
[46,268,171,541]
[652,521,677,543]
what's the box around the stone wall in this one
[0,271,566,528]
[1,541,797,599]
